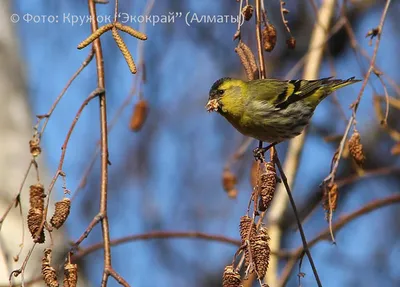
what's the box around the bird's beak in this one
[205,99,219,112]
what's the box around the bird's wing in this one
[250,77,333,110]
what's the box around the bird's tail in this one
[306,77,361,107]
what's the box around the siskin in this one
[206,77,360,152]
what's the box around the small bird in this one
[206,77,360,155]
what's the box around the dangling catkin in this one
[348,130,365,166]
[222,265,241,287]
[50,198,71,229]
[42,248,59,287]
[252,227,271,279]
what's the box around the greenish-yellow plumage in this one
[206,77,360,143]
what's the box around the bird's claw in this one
[253,147,267,162]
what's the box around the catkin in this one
[63,262,78,287]
[235,41,259,80]
[242,5,254,21]
[262,24,277,52]
[323,182,338,218]
[348,131,365,166]
[239,215,256,269]
[77,23,113,49]
[112,27,137,74]
[50,198,71,229]
[42,249,59,287]
[222,265,241,287]
[252,227,271,279]
[129,99,149,132]
[114,22,147,40]
[258,162,277,211]
[27,184,45,243]
[222,169,238,199]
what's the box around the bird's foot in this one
[252,142,278,162]
[253,147,267,162]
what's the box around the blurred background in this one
[1,0,400,286]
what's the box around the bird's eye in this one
[218,90,224,95]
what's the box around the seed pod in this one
[28,184,46,243]
[63,262,78,287]
[242,5,254,21]
[129,99,149,132]
[50,198,71,229]
[42,248,59,287]
[262,24,277,52]
[348,131,365,166]
[30,184,45,210]
[29,137,42,157]
[27,208,45,243]
[222,265,241,287]
[258,162,277,211]
[323,182,338,216]
[252,227,270,279]
[239,215,256,269]
[286,37,296,49]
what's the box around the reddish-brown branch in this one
[73,212,104,247]
[86,0,116,286]
[279,193,400,287]
[74,231,243,259]
[336,166,400,188]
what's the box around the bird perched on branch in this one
[206,77,361,156]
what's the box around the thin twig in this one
[274,153,322,287]
[87,0,116,286]
[8,244,35,287]
[33,88,103,242]
[0,160,34,229]
[323,0,391,186]
[279,193,400,286]
[74,231,243,259]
